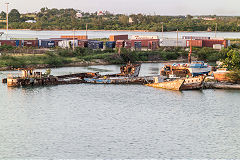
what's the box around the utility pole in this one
[5,3,9,40]
[215,23,218,38]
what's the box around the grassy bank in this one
[0,45,238,70]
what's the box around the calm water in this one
[1,63,240,159]
[1,29,240,39]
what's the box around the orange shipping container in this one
[202,40,227,48]
[186,40,203,47]
[60,35,88,40]
[109,35,128,41]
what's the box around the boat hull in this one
[146,76,205,91]
[146,79,185,91]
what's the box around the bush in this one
[226,69,240,83]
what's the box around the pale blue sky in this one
[0,0,239,15]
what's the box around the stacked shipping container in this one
[60,35,88,40]
[109,35,128,41]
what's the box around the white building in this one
[76,12,83,18]
[25,20,36,23]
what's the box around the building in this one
[76,12,83,18]
[25,20,37,23]
[129,17,134,24]
[97,11,104,16]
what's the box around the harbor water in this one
[1,29,240,40]
[1,63,240,159]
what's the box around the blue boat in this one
[187,61,211,77]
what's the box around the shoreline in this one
[0,60,185,71]
[0,29,239,33]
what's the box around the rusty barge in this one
[2,63,155,87]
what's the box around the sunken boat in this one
[146,76,205,91]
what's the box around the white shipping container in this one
[227,40,231,47]
[131,35,159,40]
[58,40,78,48]
[210,37,225,40]
[160,38,186,47]
[213,44,224,50]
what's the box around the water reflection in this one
[1,63,240,159]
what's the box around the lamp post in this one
[5,3,9,39]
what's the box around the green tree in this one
[0,11,6,19]
[9,9,21,22]
[222,49,240,70]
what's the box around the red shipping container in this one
[124,40,132,49]
[148,41,158,50]
[0,40,16,47]
[130,39,159,47]
[109,35,128,41]
[186,40,203,47]
[22,40,39,47]
[116,40,125,48]
[202,40,227,48]
[78,40,88,48]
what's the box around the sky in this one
[0,0,240,16]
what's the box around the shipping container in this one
[182,36,210,40]
[124,40,132,49]
[58,40,78,48]
[109,35,128,41]
[10,38,38,40]
[116,40,125,48]
[60,35,88,40]
[186,40,203,47]
[106,41,116,48]
[210,37,225,40]
[50,38,74,46]
[22,40,39,47]
[0,40,17,47]
[131,35,159,40]
[202,40,227,48]
[148,41,158,50]
[213,44,224,50]
[131,39,159,47]
[39,40,56,48]
[78,40,88,48]
[88,41,103,49]
[134,41,142,51]
[16,40,22,47]
[160,38,186,47]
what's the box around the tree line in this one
[0,8,240,31]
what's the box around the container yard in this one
[0,34,231,50]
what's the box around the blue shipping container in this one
[88,41,103,49]
[39,40,55,48]
[106,41,116,48]
[134,41,142,49]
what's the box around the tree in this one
[222,49,240,70]
[186,14,193,20]
[0,11,6,19]
[118,15,128,25]
[9,9,21,22]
